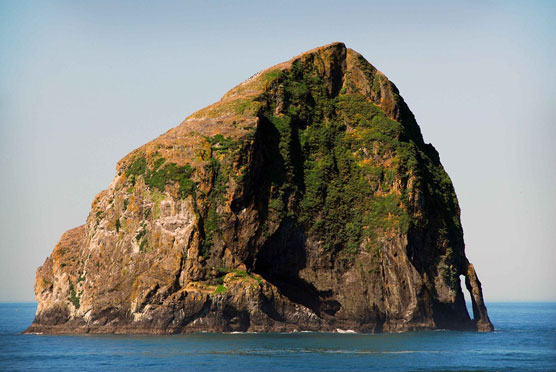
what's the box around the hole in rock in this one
[460,275,473,320]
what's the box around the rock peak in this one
[295,41,346,55]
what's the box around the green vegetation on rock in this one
[199,137,236,257]
[254,60,420,254]
[213,284,228,294]
[206,134,234,154]
[68,281,80,309]
[151,190,165,219]
[126,156,196,199]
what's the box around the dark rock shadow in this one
[253,218,323,316]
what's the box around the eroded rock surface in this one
[26,42,493,334]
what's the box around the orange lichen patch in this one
[185,281,217,294]
[382,157,394,167]
[35,276,53,294]
[113,174,127,189]
[374,189,392,197]
[48,226,86,278]
[194,140,213,162]
[127,195,140,214]
[91,190,109,209]
[153,230,162,247]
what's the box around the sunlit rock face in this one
[26,43,493,334]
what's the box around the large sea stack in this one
[26,43,493,334]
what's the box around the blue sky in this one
[1,0,555,302]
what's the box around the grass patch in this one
[152,189,165,219]
[125,156,197,199]
[213,284,228,294]
[68,281,80,309]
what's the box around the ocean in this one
[0,302,554,371]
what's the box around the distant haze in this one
[1,0,554,302]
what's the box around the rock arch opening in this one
[460,274,473,320]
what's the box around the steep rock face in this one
[26,43,493,334]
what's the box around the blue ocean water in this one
[0,303,554,371]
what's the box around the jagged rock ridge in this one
[26,42,493,334]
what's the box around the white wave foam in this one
[336,328,357,333]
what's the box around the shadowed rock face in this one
[25,42,493,334]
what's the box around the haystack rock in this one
[26,43,493,334]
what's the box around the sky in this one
[1,0,554,302]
